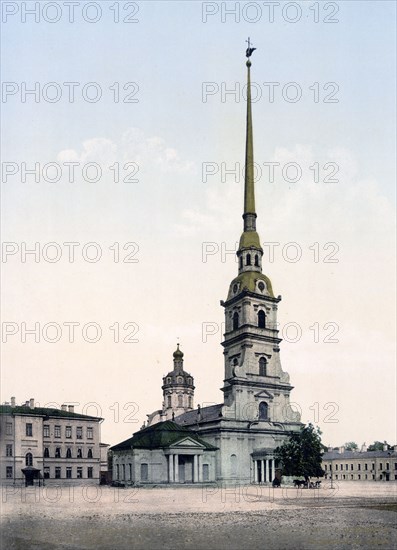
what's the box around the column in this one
[254,460,258,483]
[193,455,198,483]
[198,455,203,482]
[260,460,265,484]
[174,454,179,483]
[265,459,269,483]
[169,454,174,483]
[271,458,275,482]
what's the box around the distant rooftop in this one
[0,404,101,421]
[174,404,223,426]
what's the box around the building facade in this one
[322,447,397,482]
[0,398,103,485]
[112,48,301,485]
[111,421,217,484]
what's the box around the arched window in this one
[258,310,266,328]
[259,357,267,377]
[178,394,183,407]
[87,449,93,459]
[66,448,72,459]
[177,376,183,384]
[77,448,82,458]
[239,256,243,269]
[233,312,239,330]
[166,377,171,384]
[188,396,193,408]
[44,448,50,458]
[255,254,259,267]
[25,452,33,466]
[259,402,269,421]
[246,254,251,266]
[141,463,148,481]
[55,448,61,458]
[167,395,171,408]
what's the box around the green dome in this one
[173,344,184,359]
[238,231,262,251]
[228,271,274,299]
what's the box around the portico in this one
[252,452,279,484]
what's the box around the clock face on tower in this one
[258,282,265,292]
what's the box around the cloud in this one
[57,129,195,175]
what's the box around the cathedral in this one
[111,47,302,485]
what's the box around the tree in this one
[344,441,358,451]
[367,441,391,451]
[275,423,325,481]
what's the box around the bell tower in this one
[220,44,300,426]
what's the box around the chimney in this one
[339,446,345,454]
[383,443,388,451]
[29,398,34,409]
[10,397,16,408]
[25,401,29,407]
[328,447,333,452]
[393,445,397,452]
[61,404,67,411]
[68,405,74,413]
[361,443,367,452]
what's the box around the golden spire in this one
[243,38,257,232]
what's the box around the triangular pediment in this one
[171,437,205,449]
[254,389,273,400]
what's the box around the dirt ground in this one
[1,482,396,549]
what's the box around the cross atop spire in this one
[245,37,256,59]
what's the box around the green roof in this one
[111,421,217,451]
[238,231,262,251]
[0,405,101,420]
[229,271,274,298]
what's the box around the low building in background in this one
[0,397,103,486]
[322,444,397,482]
[111,421,217,484]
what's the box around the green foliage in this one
[344,441,358,451]
[275,423,325,480]
[367,441,391,451]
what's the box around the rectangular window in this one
[76,427,83,439]
[44,467,50,479]
[372,474,375,480]
[122,464,125,480]
[358,464,361,471]
[87,467,93,479]
[386,463,390,470]
[6,422,12,435]
[395,463,397,470]
[324,464,327,471]
[116,464,119,480]
[43,425,50,437]
[365,474,368,479]
[65,426,72,438]
[335,474,338,479]
[77,467,83,479]
[335,464,338,470]
[55,448,61,458]
[6,444,13,457]
[55,467,61,479]
[26,423,33,436]
[340,464,343,471]
[6,466,13,478]
[350,464,353,470]
[87,427,93,440]
[351,474,353,479]
[141,463,148,481]
[66,467,72,479]
[54,425,61,438]
[358,474,361,480]
[365,463,368,470]
[203,464,209,481]
[379,463,383,470]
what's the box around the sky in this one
[1,0,396,449]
